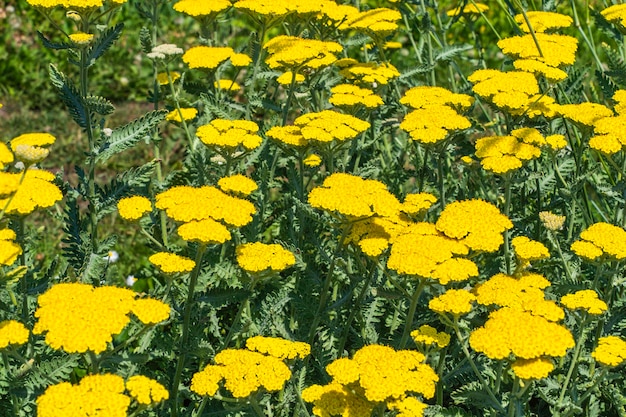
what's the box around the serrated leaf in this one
[82,252,108,284]
[95,162,157,220]
[85,95,115,115]
[139,26,152,54]
[434,45,472,63]
[37,31,71,50]
[95,109,167,163]
[197,289,251,308]
[87,23,124,65]
[49,64,88,129]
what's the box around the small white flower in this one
[102,128,113,137]
[147,51,166,60]
[151,43,184,56]
[14,161,25,171]
[104,250,119,264]
[125,275,137,286]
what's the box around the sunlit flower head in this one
[125,375,169,405]
[592,335,626,367]
[0,320,29,349]
[117,195,152,221]
[183,46,251,70]
[196,119,262,151]
[149,252,196,274]
[236,242,296,273]
[264,36,342,70]
[514,11,572,33]
[561,290,608,315]
[570,222,626,261]
[173,0,230,17]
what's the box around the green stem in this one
[503,174,513,275]
[399,278,427,349]
[170,244,207,417]
[282,70,299,126]
[221,278,258,349]
[557,316,590,406]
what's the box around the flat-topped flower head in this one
[347,215,410,257]
[37,374,130,417]
[513,59,568,82]
[68,32,94,45]
[183,46,251,70]
[218,174,258,196]
[338,61,400,85]
[539,211,566,231]
[26,0,127,9]
[514,11,573,33]
[511,236,550,262]
[329,84,383,108]
[10,132,56,151]
[157,71,180,85]
[0,320,29,349]
[400,105,471,144]
[197,119,262,151]
[173,0,230,17]
[561,290,608,315]
[411,325,450,349]
[304,154,322,167]
[339,8,401,37]
[511,357,554,380]
[571,222,626,261]
[429,289,476,316]
[266,125,308,147]
[401,193,437,216]
[400,86,473,111]
[447,2,488,16]
[33,283,169,353]
[264,36,342,70]
[0,170,62,215]
[474,134,541,174]
[166,108,197,122]
[276,72,305,85]
[131,298,171,325]
[117,195,152,221]
[295,110,370,143]
[246,336,310,359]
[601,4,626,29]
[215,79,241,91]
[435,199,513,252]
[178,218,233,244]
[497,33,578,68]
[468,69,540,112]
[308,173,401,219]
[553,102,613,128]
[156,185,256,227]
[236,242,296,273]
[592,335,626,367]
[149,252,196,274]
[469,307,574,360]
[302,382,376,417]
[125,375,169,405]
[589,114,626,154]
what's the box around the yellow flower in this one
[236,242,296,273]
[37,374,130,417]
[117,195,152,220]
[13,145,50,165]
[510,357,554,380]
[10,132,56,151]
[468,69,539,112]
[435,199,513,252]
[387,397,428,417]
[400,86,473,111]
[126,375,169,404]
[497,33,578,68]
[340,8,402,36]
[173,0,230,17]
[338,61,400,85]
[196,119,262,150]
[191,365,223,396]
[266,125,308,147]
[218,174,258,196]
[166,107,197,122]
[0,229,22,266]
[561,290,608,315]
[447,3,488,16]
[601,4,626,29]
[183,46,251,70]
[131,298,171,324]
[295,110,370,143]
[68,32,94,45]
[302,382,376,417]
[0,142,14,170]
[303,154,322,167]
[411,325,450,349]
[276,72,305,85]
[177,218,233,244]
[429,289,476,316]
[0,170,63,215]
[571,222,626,261]
[554,102,613,128]
[590,114,626,154]
[149,252,196,274]
[245,336,310,359]
[401,193,437,215]
[329,84,383,108]
[157,71,180,85]
[400,106,471,144]
[264,36,342,70]
[539,211,566,231]
[513,59,568,82]
[511,236,550,262]
[592,335,626,367]
[474,133,541,174]
[514,11,572,33]
[0,320,29,349]
[214,79,241,91]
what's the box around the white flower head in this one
[104,250,119,264]
[125,275,137,286]
[147,51,166,60]
[151,43,184,56]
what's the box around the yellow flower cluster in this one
[157,71,180,85]
[0,143,14,171]
[339,8,401,37]
[510,357,555,380]
[33,283,170,353]
[586,92,626,154]
[277,72,305,85]
[347,215,409,257]
[411,325,451,349]
[191,338,308,398]
[474,128,547,174]
[447,2,488,16]
[515,11,572,33]
[264,36,342,70]
[125,375,169,405]
[304,154,322,167]
[570,222,626,261]
[592,335,626,367]
[468,69,540,114]
[183,46,251,70]
[401,193,437,216]
[0,169,63,215]
[329,84,383,108]
[0,228,22,266]
[435,199,513,252]
[302,345,437,417]
[554,102,613,128]
[0,320,29,348]
[297,110,370,143]
[561,290,608,315]
[308,173,401,219]
[601,4,626,29]
[511,236,550,263]
[337,60,400,86]
[26,0,126,9]
[173,0,230,17]
[166,107,197,122]
[215,79,241,91]
[196,119,262,151]
[539,211,566,231]
[218,174,258,196]
[68,32,94,45]
[429,289,476,316]
[37,373,167,416]
[149,252,196,273]
[245,335,311,359]
[236,242,296,273]
[117,195,152,221]
[498,33,578,68]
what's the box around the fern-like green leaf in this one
[87,23,124,65]
[49,64,88,129]
[95,110,167,163]
[95,162,156,220]
[139,26,152,54]
[85,95,115,115]
[37,31,71,50]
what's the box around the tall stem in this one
[503,175,512,275]
[399,278,427,348]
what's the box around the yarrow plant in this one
[3,0,626,416]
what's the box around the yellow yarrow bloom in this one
[295,110,370,143]
[601,4,626,29]
[590,114,626,154]
[266,125,308,147]
[68,32,94,45]
[400,106,471,144]
[0,320,29,348]
[166,107,197,122]
[0,229,22,266]
[302,381,376,417]
[592,335,626,367]
[173,0,230,17]
[510,357,555,380]
[513,59,568,82]
[474,134,541,174]
[245,336,310,359]
[178,218,233,244]
[214,79,241,91]
[429,289,476,316]
[329,84,383,109]
[218,174,258,196]
[26,0,127,9]
[14,145,50,165]
[157,71,180,85]
[571,222,626,261]
[400,86,474,111]
[183,46,251,70]
[497,33,578,68]
[10,132,56,151]
[264,36,342,70]
[0,170,63,215]
[539,211,566,231]
[554,102,613,128]
[401,193,437,215]
[514,11,572,33]
[149,252,195,274]
[196,119,262,151]
[435,199,513,252]
[117,195,152,220]
[125,375,169,405]
[447,2,488,16]
[37,374,130,417]
[468,69,540,112]
[511,236,550,262]
[0,143,14,170]
[277,72,305,85]
[347,215,410,257]
[411,325,450,349]
[132,298,171,324]
[561,290,608,315]
[340,8,401,36]
[304,154,322,167]
[236,242,296,273]
[338,61,400,85]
